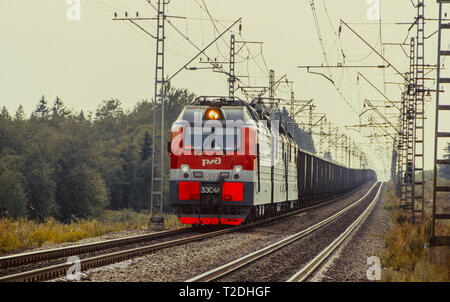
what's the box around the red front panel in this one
[222,182,244,202]
[179,217,200,224]
[199,217,219,225]
[179,181,200,201]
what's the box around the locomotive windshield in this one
[183,126,241,151]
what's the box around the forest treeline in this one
[0,87,317,222]
[0,85,195,221]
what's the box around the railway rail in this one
[186,182,382,282]
[0,182,373,282]
[0,228,192,270]
[287,182,384,282]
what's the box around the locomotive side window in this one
[221,107,248,121]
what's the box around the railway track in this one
[287,182,384,282]
[186,182,382,282]
[0,182,372,282]
[0,228,192,270]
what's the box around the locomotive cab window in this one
[183,127,241,151]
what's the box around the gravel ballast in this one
[66,182,379,282]
[310,185,390,282]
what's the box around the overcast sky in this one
[1,0,447,180]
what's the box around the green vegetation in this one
[0,85,195,222]
[381,180,450,281]
[0,211,183,255]
[0,85,194,254]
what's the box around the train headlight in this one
[205,108,221,120]
[233,165,242,180]
[181,165,190,179]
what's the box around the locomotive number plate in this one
[204,173,219,181]
[200,183,220,194]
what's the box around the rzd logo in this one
[202,158,221,167]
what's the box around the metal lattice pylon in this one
[431,1,450,246]
[149,0,166,230]
[269,69,275,113]
[401,38,416,212]
[399,79,408,200]
[413,0,425,223]
[229,34,236,97]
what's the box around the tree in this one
[95,99,123,120]
[33,96,50,119]
[14,105,25,121]
[26,161,57,220]
[56,164,108,221]
[51,97,71,120]
[0,161,27,218]
[140,131,152,161]
[94,99,125,140]
[78,110,86,122]
[119,145,139,209]
[0,107,15,155]
[0,84,196,219]
[0,106,10,120]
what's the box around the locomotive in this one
[169,96,376,226]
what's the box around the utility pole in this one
[346,137,351,168]
[340,134,346,166]
[401,38,416,214]
[400,73,409,210]
[308,105,314,134]
[149,0,166,230]
[289,90,295,135]
[319,120,325,156]
[229,34,236,98]
[431,0,450,247]
[269,69,275,113]
[113,1,167,230]
[290,90,295,119]
[413,0,426,222]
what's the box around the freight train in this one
[169,96,376,226]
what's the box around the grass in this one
[381,181,450,282]
[0,210,183,256]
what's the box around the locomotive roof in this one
[185,96,372,171]
[191,96,273,119]
[191,96,247,107]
